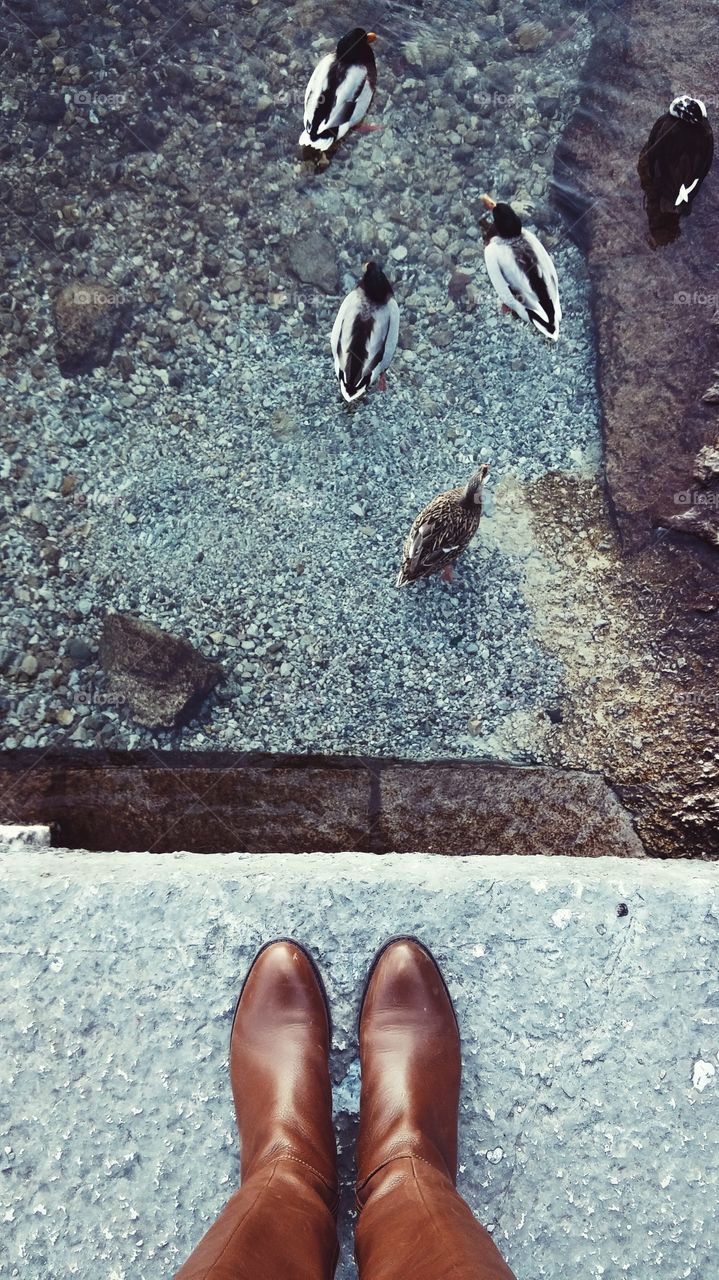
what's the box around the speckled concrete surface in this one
[2,845,718,1278]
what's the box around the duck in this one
[299,28,377,152]
[638,95,713,213]
[331,261,400,402]
[396,464,490,587]
[479,195,561,341]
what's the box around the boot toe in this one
[361,938,458,1037]
[233,939,331,1050]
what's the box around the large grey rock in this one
[0,753,641,857]
[553,0,719,552]
[1,846,717,1280]
[100,613,223,729]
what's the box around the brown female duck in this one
[396,464,490,586]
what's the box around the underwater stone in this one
[287,231,339,295]
[53,280,126,376]
[100,613,223,730]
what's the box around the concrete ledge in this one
[0,823,51,847]
[1,846,717,1277]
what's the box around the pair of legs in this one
[174,937,517,1280]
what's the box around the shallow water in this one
[2,0,604,762]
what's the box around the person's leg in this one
[354,938,517,1280]
[175,940,339,1280]
[175,1165,337,1280]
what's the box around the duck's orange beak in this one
[366,31,377,42]
[480,194,496,210]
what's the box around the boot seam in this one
[355,1151,448,1209]
[270,1152,339,1208]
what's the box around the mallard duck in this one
[638,95,713,213]
[299,28,377,152]
[331,261,399,402]
[396,464,490,587]
[479,195,561,341]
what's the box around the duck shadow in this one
[637,149,683,247]
[394,545,495,613]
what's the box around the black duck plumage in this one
[639,97,713,215]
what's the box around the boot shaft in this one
[356,938,461,1202]
[231,941,338,1199]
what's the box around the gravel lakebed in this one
[1,0,600,758]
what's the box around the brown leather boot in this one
[355,937,517,1280]
[175,939,339,1280]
